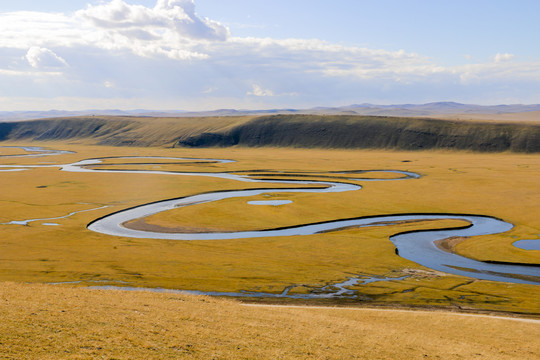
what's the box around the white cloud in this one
[202,86,218,94]
[215,37,432,81]
[0,12,81,49]
[247,84,274,97]
[76,0,229,41]
[0,1,539,109]
[454,61,540,85]
[0,1,228,61]
[75,0,230,57]
[72,0,224,60]
[0,68,63,77]
[26,47,68,69]
[493,52,515,62]
[1,4,533,85]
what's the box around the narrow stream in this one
[87,275,410,299]
[1,205,109,226]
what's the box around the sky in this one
[0,0,539,111]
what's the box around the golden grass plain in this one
[1,282,539,360]
[0,142,538,316]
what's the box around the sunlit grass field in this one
[0,142,538,314]
[1,281,538,359]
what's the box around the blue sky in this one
[0,0,539,111]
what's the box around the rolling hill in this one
[1,114,539,152]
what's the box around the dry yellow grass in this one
[0,282,538,359]
[0,142,538,314]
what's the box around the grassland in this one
[1,281,539,359]
[1,140,539,359]
[0,142,538,315]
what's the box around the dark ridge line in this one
[329,170,411,174]
[226,169,278,173]
[231,169,415,174]
[446,265,540,283]
[90,161,222,166]
[81,155,235,162]
[260,213,504,234]
[482,260,540,268]
[230,169,421,180]
[245,178,359,187]
[242,173,407,180]
[77,168,239,175]
[78,163,420,180]
[388,221,475,238]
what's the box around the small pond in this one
[248,200,293,206]
[513,239,540,251]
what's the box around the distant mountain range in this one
[1,102,540,122]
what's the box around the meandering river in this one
[2,146,539,287]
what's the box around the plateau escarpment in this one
[177,115,540,152]
[1,114,539,152]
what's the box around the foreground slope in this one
[1,282,538,360]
